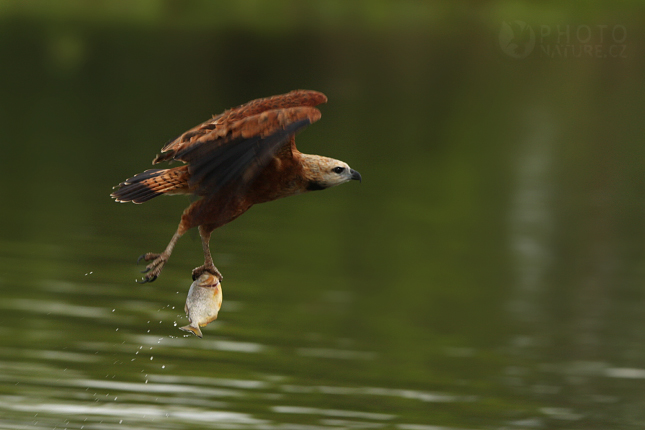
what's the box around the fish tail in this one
[179,324,203,338]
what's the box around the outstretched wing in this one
[175,106,322,196]
[154,89,327,164]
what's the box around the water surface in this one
[1,3,644,429]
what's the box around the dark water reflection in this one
[1,5,644,429]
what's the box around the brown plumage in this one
[111,90,361,283]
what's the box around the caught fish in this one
[179,272,222,338]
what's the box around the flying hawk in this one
[111,90,361,283]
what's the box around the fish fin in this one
[179,324,203,338]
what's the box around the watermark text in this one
[500,22,628,59]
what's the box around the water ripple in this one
[272,405,395,421]
[281,384,460,403]
[131,334,268,353]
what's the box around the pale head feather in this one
[300,154,355,189]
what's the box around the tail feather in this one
[111,166,189,204]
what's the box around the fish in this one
[179,272,222,338]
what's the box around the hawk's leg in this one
[137,224,187,283]
[192,225,223,281]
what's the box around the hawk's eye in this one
[332,167,345,174]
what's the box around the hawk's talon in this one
[137,253,160,264]
[192,264,223,282]
[135,252,167,283]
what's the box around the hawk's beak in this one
[350,169,362,183]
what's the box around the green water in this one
[1,2,644,429]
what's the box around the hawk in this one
[111,90,361,283]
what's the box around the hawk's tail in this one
[111,166,190,204]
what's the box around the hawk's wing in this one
[173,106,322,196]
[154,89,327,164]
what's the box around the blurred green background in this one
[0,1,644,429]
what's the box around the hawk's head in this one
[301,154,361,191]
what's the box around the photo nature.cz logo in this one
[499,21,535,59]
[499,21,627,59]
